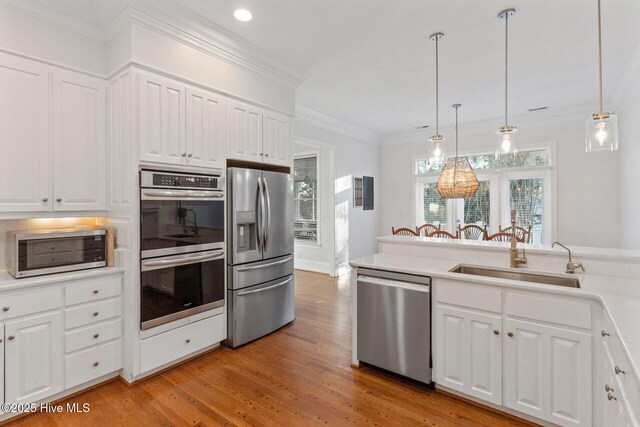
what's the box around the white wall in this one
[0,4,107,76]
[293,119,381,274]
[618,79,640,249]
[379,117,622,248]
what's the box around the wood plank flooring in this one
[6,270,535,426]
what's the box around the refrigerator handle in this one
[263,177,271,252]
[256,177,263,252]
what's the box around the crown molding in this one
[295,105,381,145]
[380,103,597,146]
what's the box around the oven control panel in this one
[141,170,224,191]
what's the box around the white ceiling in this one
[16,0,640,137]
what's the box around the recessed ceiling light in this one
[234,9,253,22]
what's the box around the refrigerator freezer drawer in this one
[228,255,293,291]
[225,274,295,347]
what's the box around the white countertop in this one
[378,234,640,262]
[351,252,640,385]
[0,267,125,292]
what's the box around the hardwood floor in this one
[6,270,535,426]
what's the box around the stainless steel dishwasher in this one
[356,268,431,384]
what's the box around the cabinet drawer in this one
[140,314,225,373]
[65,275,121,306]
[504,291,591,329]
[0,287,62,320]
[65,340,122,389]
[435,279,502,313]
[65,298,121,329]
[65,318,122,353]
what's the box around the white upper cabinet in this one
[53,70,107,211]
[186,87,227,169]
[263,110,292,166]
[138,73,185,165]
[503,318,592,426]
[4,311,64,404]
[0,53,50,212]
[228,99,292,167]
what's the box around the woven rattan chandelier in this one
[436,104,479,199]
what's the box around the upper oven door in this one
[141,189,225,259]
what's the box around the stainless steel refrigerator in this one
[225,167,295,347]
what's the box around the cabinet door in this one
[186,87,227,169]
[53,70,107,211]
[228,99,262,162]
[0,324,4,408]
[503,318,592,426]
[0,53,50,212]
[435,305,502,405]
[263,111,292,167]
[5,312,64,404]
[138,73,185,165]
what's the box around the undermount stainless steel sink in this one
[449,264,581,288]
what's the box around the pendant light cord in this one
[435,37,440,136]
[597,0,604,114]
[454,105,459,156]
[504,12,509,127]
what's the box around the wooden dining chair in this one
[427,230,458,239]
[458,224,487,240]
[486,232,524,243]
[416,223,441,237]
[499,225,532,243]
[392,227,418,236]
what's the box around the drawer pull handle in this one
[56,198,62,203]
[615,366,626,375]
[2,306,9,312]
[93,333,100,339]
[93,362,99,367]
[507,332,514,338]
[605,384,614,392]
[186,339,191,344]
[42,197,48,202]
[93,312,99,317]
[493,330,500,335]
[607,392,617,401]
[93,289,99,294]
[8,335,15,341]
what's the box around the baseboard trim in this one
[293,259,332,275]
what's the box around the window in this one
[414,148,553,243]
[294,155,318,242]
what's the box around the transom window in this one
[414,148,553,243]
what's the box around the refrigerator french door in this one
[226,167,294,347]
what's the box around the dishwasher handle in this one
[357,275,430,293]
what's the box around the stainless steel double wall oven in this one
[140,169,225,330]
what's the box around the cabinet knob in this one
[182,153,187,157]
[188,153,193,158]
[601,330,610,337]
[93,311,99,317]
[0,339,2,343]
[607,392,617,401]
[615,366,626,375]
[42,197,48,202]
[2,306,9,312]
[93,333,100,339]
[605,384,614,392]
[56,198,62,203]
[93,289,99,295]
[260,152,264,156]
[493,330,500,335]
[93,361,100,367]
[186,339,191,344]
[265,153,269,157]
[8,335,15,341]
[507,332,514,338]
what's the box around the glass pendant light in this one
[496,8,517,159]
[585,0,618,152]
[437,104,480,199]
[428,32,446,167]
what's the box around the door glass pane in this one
[422,182,447,225]
[463,181,490,227]
[294,156,318,242]
[509,178,544,243]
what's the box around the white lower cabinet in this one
[503,318,592,426]
[435,305,502,404]
[4,311,64,404]
[0,324,4,408]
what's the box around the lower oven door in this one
[140,249,225,330]
[226,274,295,348]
